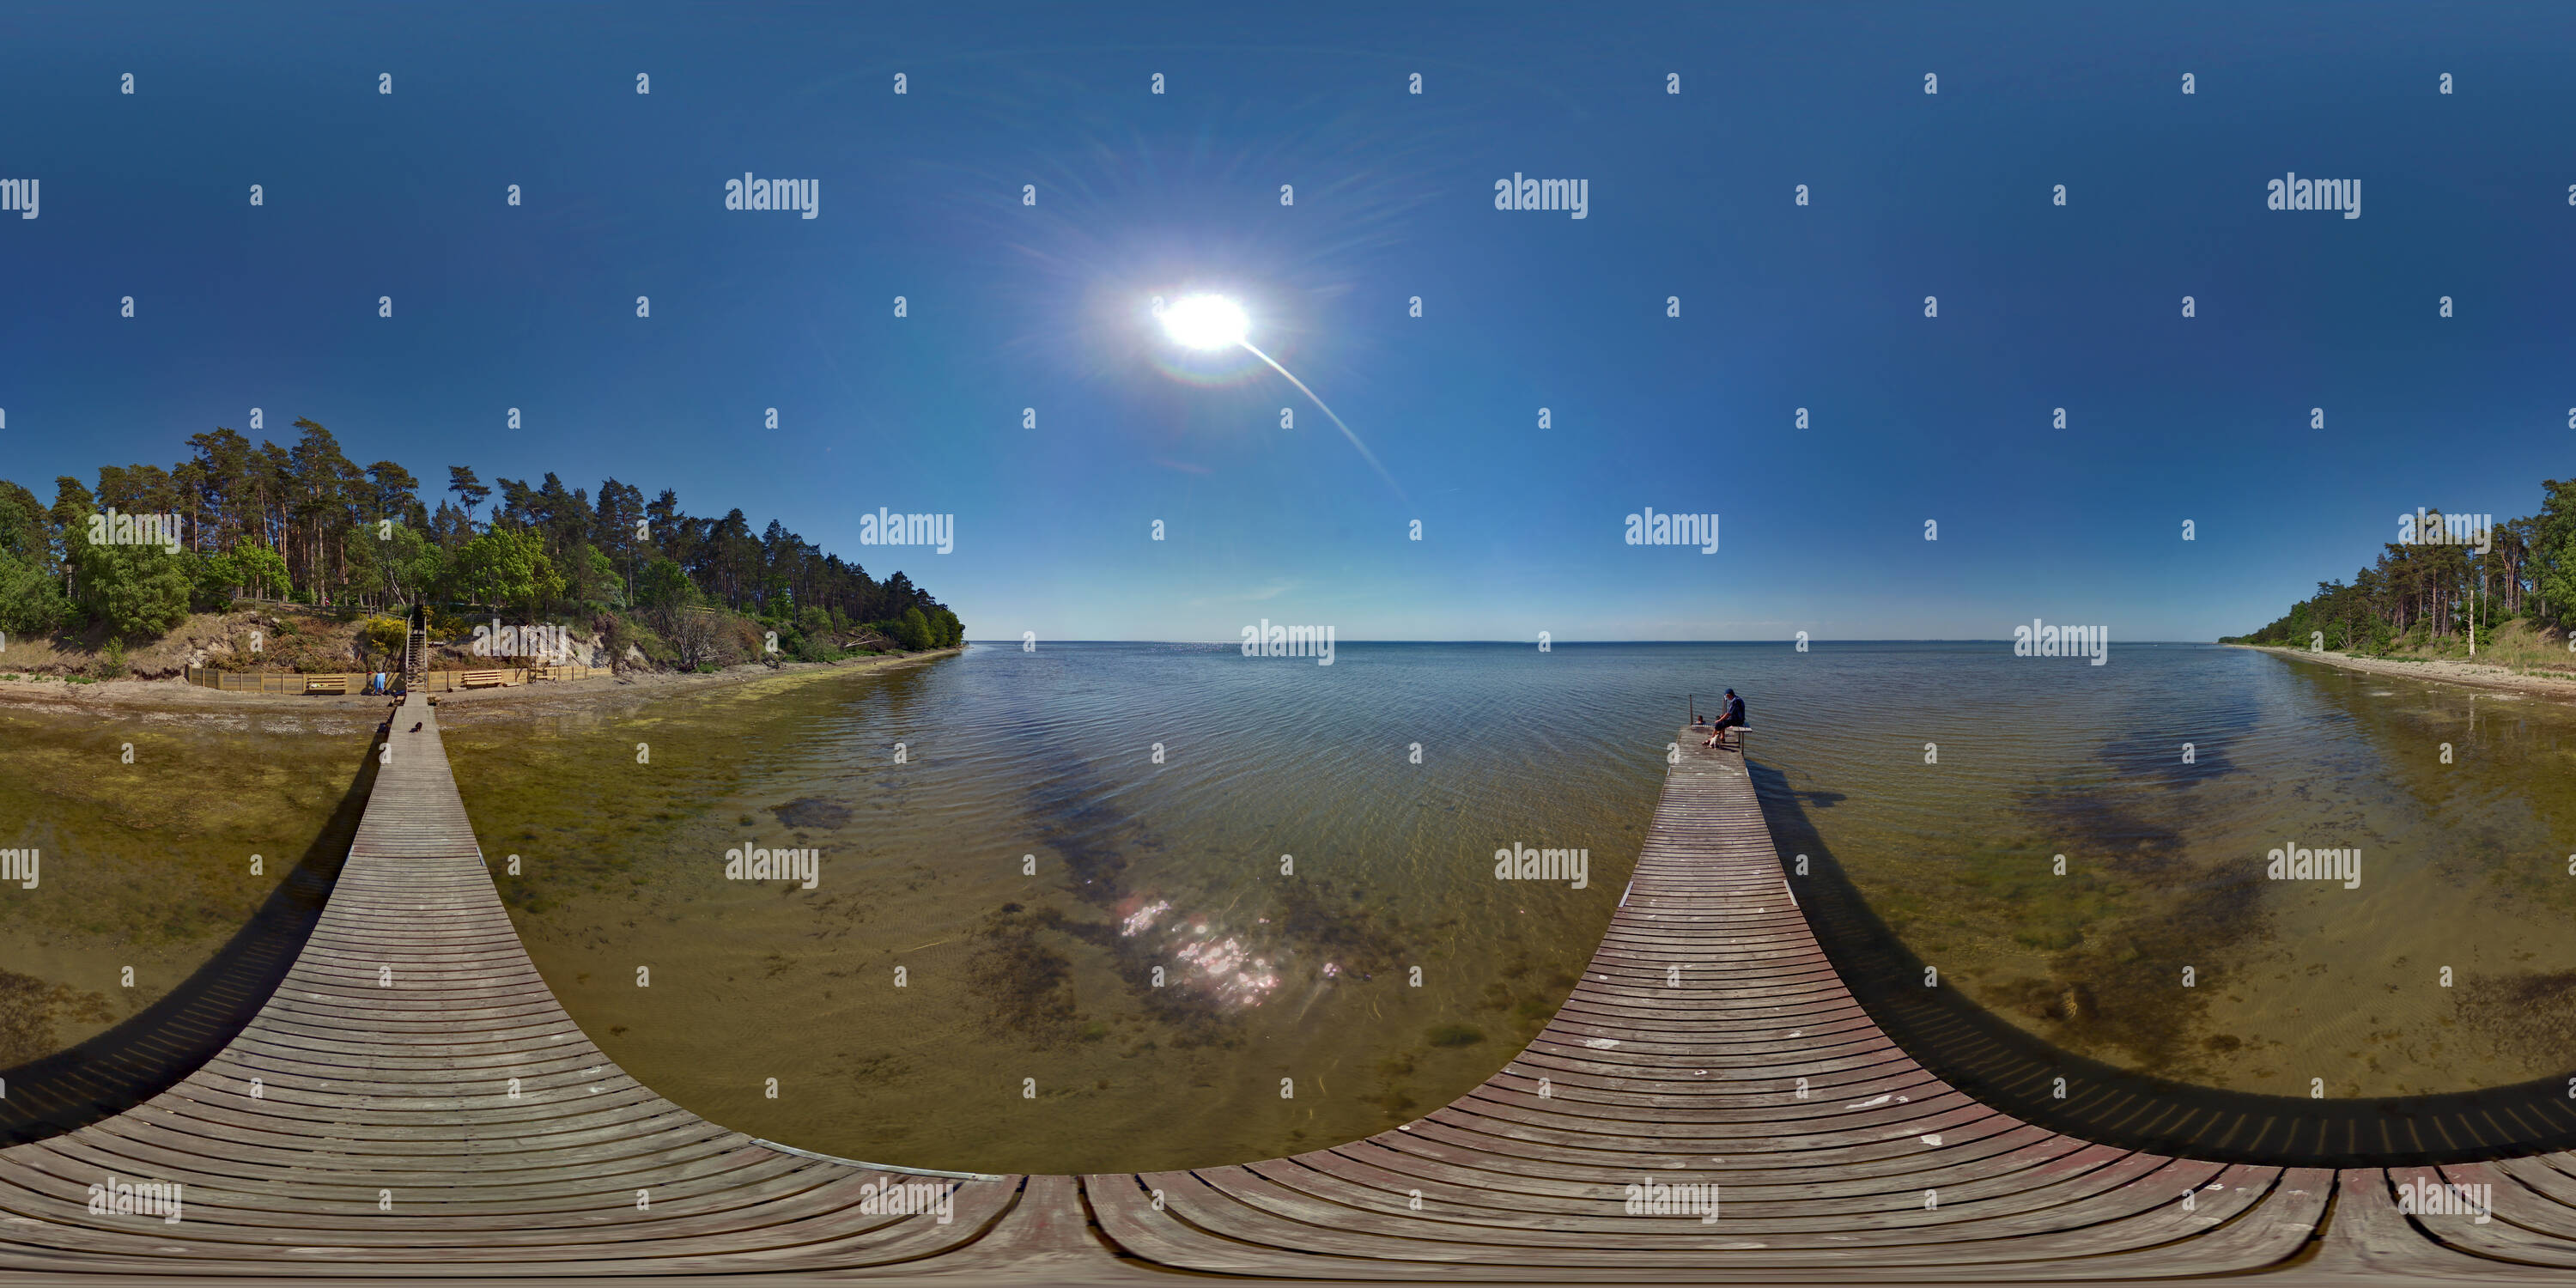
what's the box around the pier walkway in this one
[3,705,2572,1280]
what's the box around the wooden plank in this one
[1067,735,2567,1281]
[0,692,999,1276]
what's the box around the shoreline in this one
[0,646,968,723]
[2229,642,2576,704]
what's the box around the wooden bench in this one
[459,669,508,689]
[302,675,347,695]
[1686,721,1748,749]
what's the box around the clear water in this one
[442,641,2576,1174]
[0,697,374,1067]
[11,643,2574,1174]
[443,649,1659,1176]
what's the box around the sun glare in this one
[1159,294,1249,350]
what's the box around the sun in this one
[1158,294,1249,350]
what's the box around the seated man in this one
[1702,689,1747,747]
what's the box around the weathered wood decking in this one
[3,710,2573,1280]
[0,695,1024,1277]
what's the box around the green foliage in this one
[94,639,128,679]
[72,536,191,642]
[443,527,563,615]
[14,437,963,665]
[185,550,234,611]
[568,544,625,609]
[879,605,966,648]
[2536,481,2576,622]
[896,605,934,650]
[634,557,696,611]
[380,525,441,608]
[0,550,69,635]
[233,544,291,599]
[0,483,50,566]
[425,605,475,641]
[778,628,835,663]
[2237,483,2576,646]
[602,612,671,666]
[48,477,95,559]
[359,616,410,655]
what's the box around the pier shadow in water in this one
[1749,757,2576,1167]
[0,729,380,1145]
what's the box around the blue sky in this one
[2,1,2571,641]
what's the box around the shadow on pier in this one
[1750,757,2576,1167]
[0,730,381,1145]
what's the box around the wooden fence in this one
[184,665,606,694]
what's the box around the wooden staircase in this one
[402,605,427,691]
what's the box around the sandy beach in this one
[0,647,966,725]
[2232,643,2576,704]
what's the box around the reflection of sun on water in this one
[1121,897,1282,1007]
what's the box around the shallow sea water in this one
[447,642,2576,1172]
[10,642,2573,1172]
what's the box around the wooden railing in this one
[183,664,608,693]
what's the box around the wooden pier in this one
[3,713,2572,1279]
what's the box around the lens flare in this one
[1159,295,1249,350]
[1152,289,1408,502]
